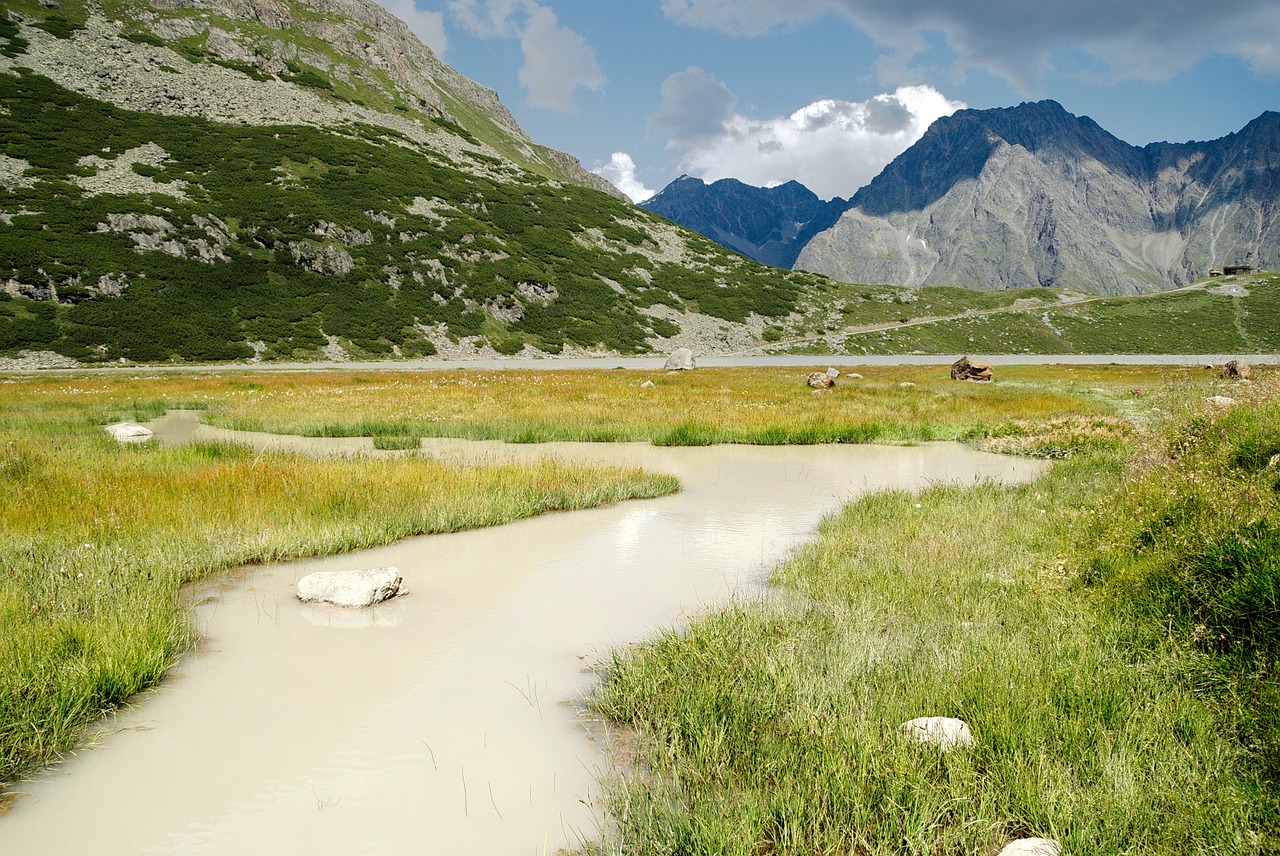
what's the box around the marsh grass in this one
[184,364,1208,449]
[594,370,1280,854]
[596,462,1272,854]
[0,389,678,787]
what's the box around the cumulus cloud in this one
[654,82,964,199]
[650,67,738,146]
[593,152,657,202]
[447,0,604,112]
[661,0,1280,88]
[519,5,605,112]
[374,0,448,54]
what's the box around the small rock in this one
[951,355,993,382]
[1220,358,1252,379]
[997,838,1061,856]
[640,380,655,389]
[297,567,404,608]
[901,716,973,750]
[807,371,834,389]
[846,372,863,380]
[663,348,695,371]
[825,367,840,378]
[1206,396,1237,406]
[811,388,831,395]
[105,421,153,443]
[899,381,915,388]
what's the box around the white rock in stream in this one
[901,716,974,750]
[105,421,153,442]
[997,838,1061,856]
[296,567,404,608]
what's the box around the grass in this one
[191,364,1199,449]
[0,381,678,788]
[592,369,1279,854]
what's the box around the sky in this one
[375,0,1279,202]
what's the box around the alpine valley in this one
[0,0,1276,365]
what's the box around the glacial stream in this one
[0,413,1046,855]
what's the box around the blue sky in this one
[376,0,1279,201]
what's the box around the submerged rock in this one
[105,421,154,443]
[997,839,1061,856]
[664,348,696,370]
[901,716,974,750]
[297,567,404,608]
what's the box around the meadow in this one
[0,363,1275,854]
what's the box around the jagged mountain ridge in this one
[640,176,850,269]
[0,0,829,362]
[798,101,1280,295]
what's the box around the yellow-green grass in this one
[128,364,1222,450]
[0,387,678,788]
[594,374,1280,854]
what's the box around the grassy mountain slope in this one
[772,272,1280,356]
[0,1,830,363]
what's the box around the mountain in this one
[796,101,1280,295]
[640,176,851,269]
[0,0,826,363]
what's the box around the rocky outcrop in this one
[797,102,1280,295]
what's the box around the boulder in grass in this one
[951,355,993,382]
[825,367,840,379]
[901,716,974,750]
[105,421,154,443]
[663,348,695,371]
[807,371,834,389]
[1220,358,1252,379]
[297,567,404,608]
[1207,396,1237,407]
[997,839,1061,856]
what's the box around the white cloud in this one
[448,0,526,38]
[661,0,1280,90]
[650,67,738,146]
[592,152,656,202]
[445,0,604,113]
[374,0,448,55]
[660,84,965,200]
[519,5,605,112]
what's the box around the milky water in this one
[0,415,1046,855]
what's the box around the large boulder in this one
[807,371,835,389]
[105,421,154,443]
[1220,358,1252,379]
[664,348,695,370]
[297,567,404,608]
[951,356,993,382]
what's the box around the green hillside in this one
[775,272,1280,356]
[0,68,824,362]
